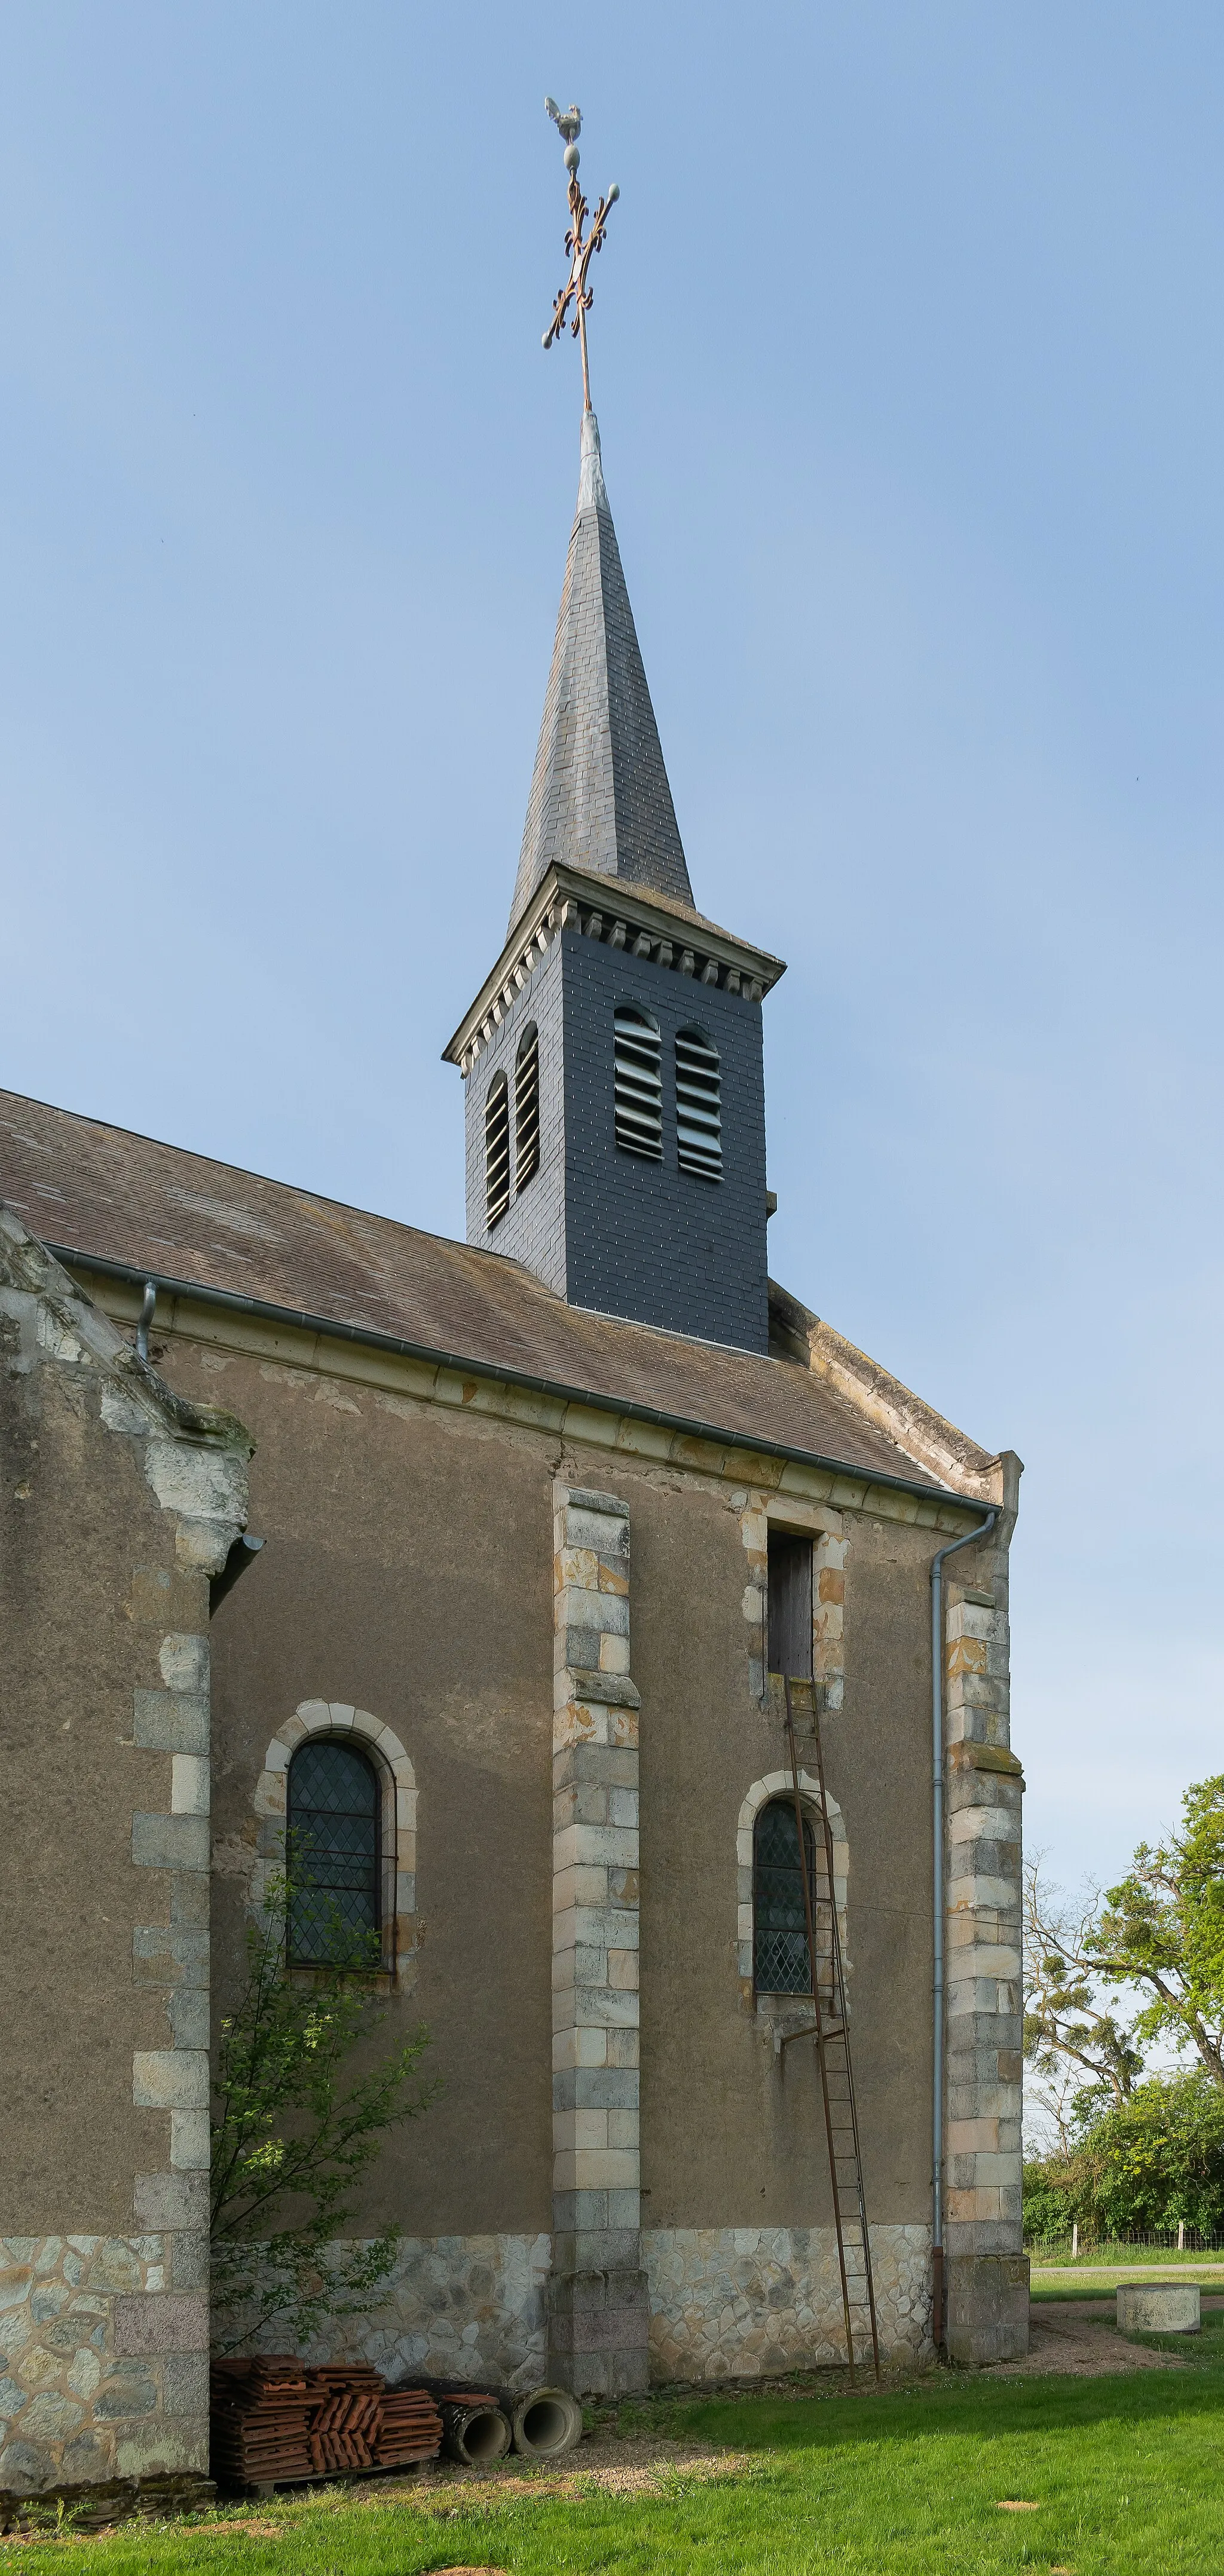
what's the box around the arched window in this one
[675,1027,721,1180]
[485,1071,510,1227]
[287,1739,381,1965]
[614,1005,662,1159]
[753,1797,818,1995]
[515,1024,540,1194]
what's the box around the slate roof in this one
[0,1088,966,1496]
[508,409,696,935]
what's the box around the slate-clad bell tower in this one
[445,409,784,1355]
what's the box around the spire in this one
[509,409,695,933]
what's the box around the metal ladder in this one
[776,1672,881,2385]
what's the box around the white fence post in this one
[1178,2220,1186,2251]
[1071,2222,1078,2261]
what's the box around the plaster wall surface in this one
[71,1285,1020,2387]
[201,1344,557,2238]
[1,1350,191,2228]
[158,1333,958,2267]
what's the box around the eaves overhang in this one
[46,1239,982,1519]
[442,861,787,1075]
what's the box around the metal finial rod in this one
[542,97,619,412]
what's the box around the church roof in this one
[508,410,695,934]
[0,1088,1000,1502]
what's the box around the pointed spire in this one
[509,411,695,934]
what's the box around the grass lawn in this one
[1031,2266,1224,2303]
[5,2321,1223,2576]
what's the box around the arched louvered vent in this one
[614,1006,663,1160]
[485,1071,510,1227]
[515,1025,540,1194]
[676,1027,721,1180]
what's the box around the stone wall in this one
[214,2235,550,2394]
[644,2227,933,2377]
[0,2237,205,2495]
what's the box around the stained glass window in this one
[287,1740,381,1966]
[753,1798,817,1995]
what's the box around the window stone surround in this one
[249,1704,418,1991]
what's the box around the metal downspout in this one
[931,1507,997,2352]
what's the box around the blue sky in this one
[2,4,1220,1901]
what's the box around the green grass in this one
[1027,2245,1224,2269]
[5,2343,1224,2576]
[1032,2268,1224,2302]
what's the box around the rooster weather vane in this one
[542,96,619,412]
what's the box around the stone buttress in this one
[943,1504,1028,2366]
[548,1481,648,2392]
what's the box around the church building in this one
[1,264,1027,2503]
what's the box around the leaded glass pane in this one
[754,1799,816,1995]
[288,1741,380,1965]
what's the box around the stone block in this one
[133,2052,209,2111]
[113,2294,209,2356]
[553,2068,639,2112]
[171,1754,210,1816]
[131,1814,209,1874]
[93,2363,159,2421]
[163,2351,210,2412]
[159,1633,209,1691]
[945,2253,1029,2366]
[133,1690,210,1754]
[132,1926,210,1990]
[133,2172,209,2233]
[169,2234,209,2292]
[169,2112,210,2171]
[567,1673,641,1710]
[20,2393,82,2442]
[169,1990,210,2051]
[171,1873,210,1926]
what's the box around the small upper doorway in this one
[767,1529,813,1681]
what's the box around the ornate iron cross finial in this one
[541,97,619,413]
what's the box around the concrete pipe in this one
[511,2386,583,2460]
[440,2400,513,2465]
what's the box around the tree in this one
[1089,1775,1224,2091]
[1024,2072,1224,2245]
[210,1876,436,2353]
[1023,1777,1224,2122]
[1023,1863,1144,2118]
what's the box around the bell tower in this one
[444,121,784,1356]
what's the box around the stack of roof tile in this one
[210,2357,314,2487]
[371,2384,448,2468]
[209,2357,444,2489]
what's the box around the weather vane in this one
[541,97,619,413]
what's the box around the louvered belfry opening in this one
[614,1004,663,1159]
[514,1025,540,1194]
[675,1027,721,1180]
[484,1071,510,1226]
[287,1739,381,1966]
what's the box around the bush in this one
[1025,2070,1224,2244]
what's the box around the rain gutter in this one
[45,1240,990,1516]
